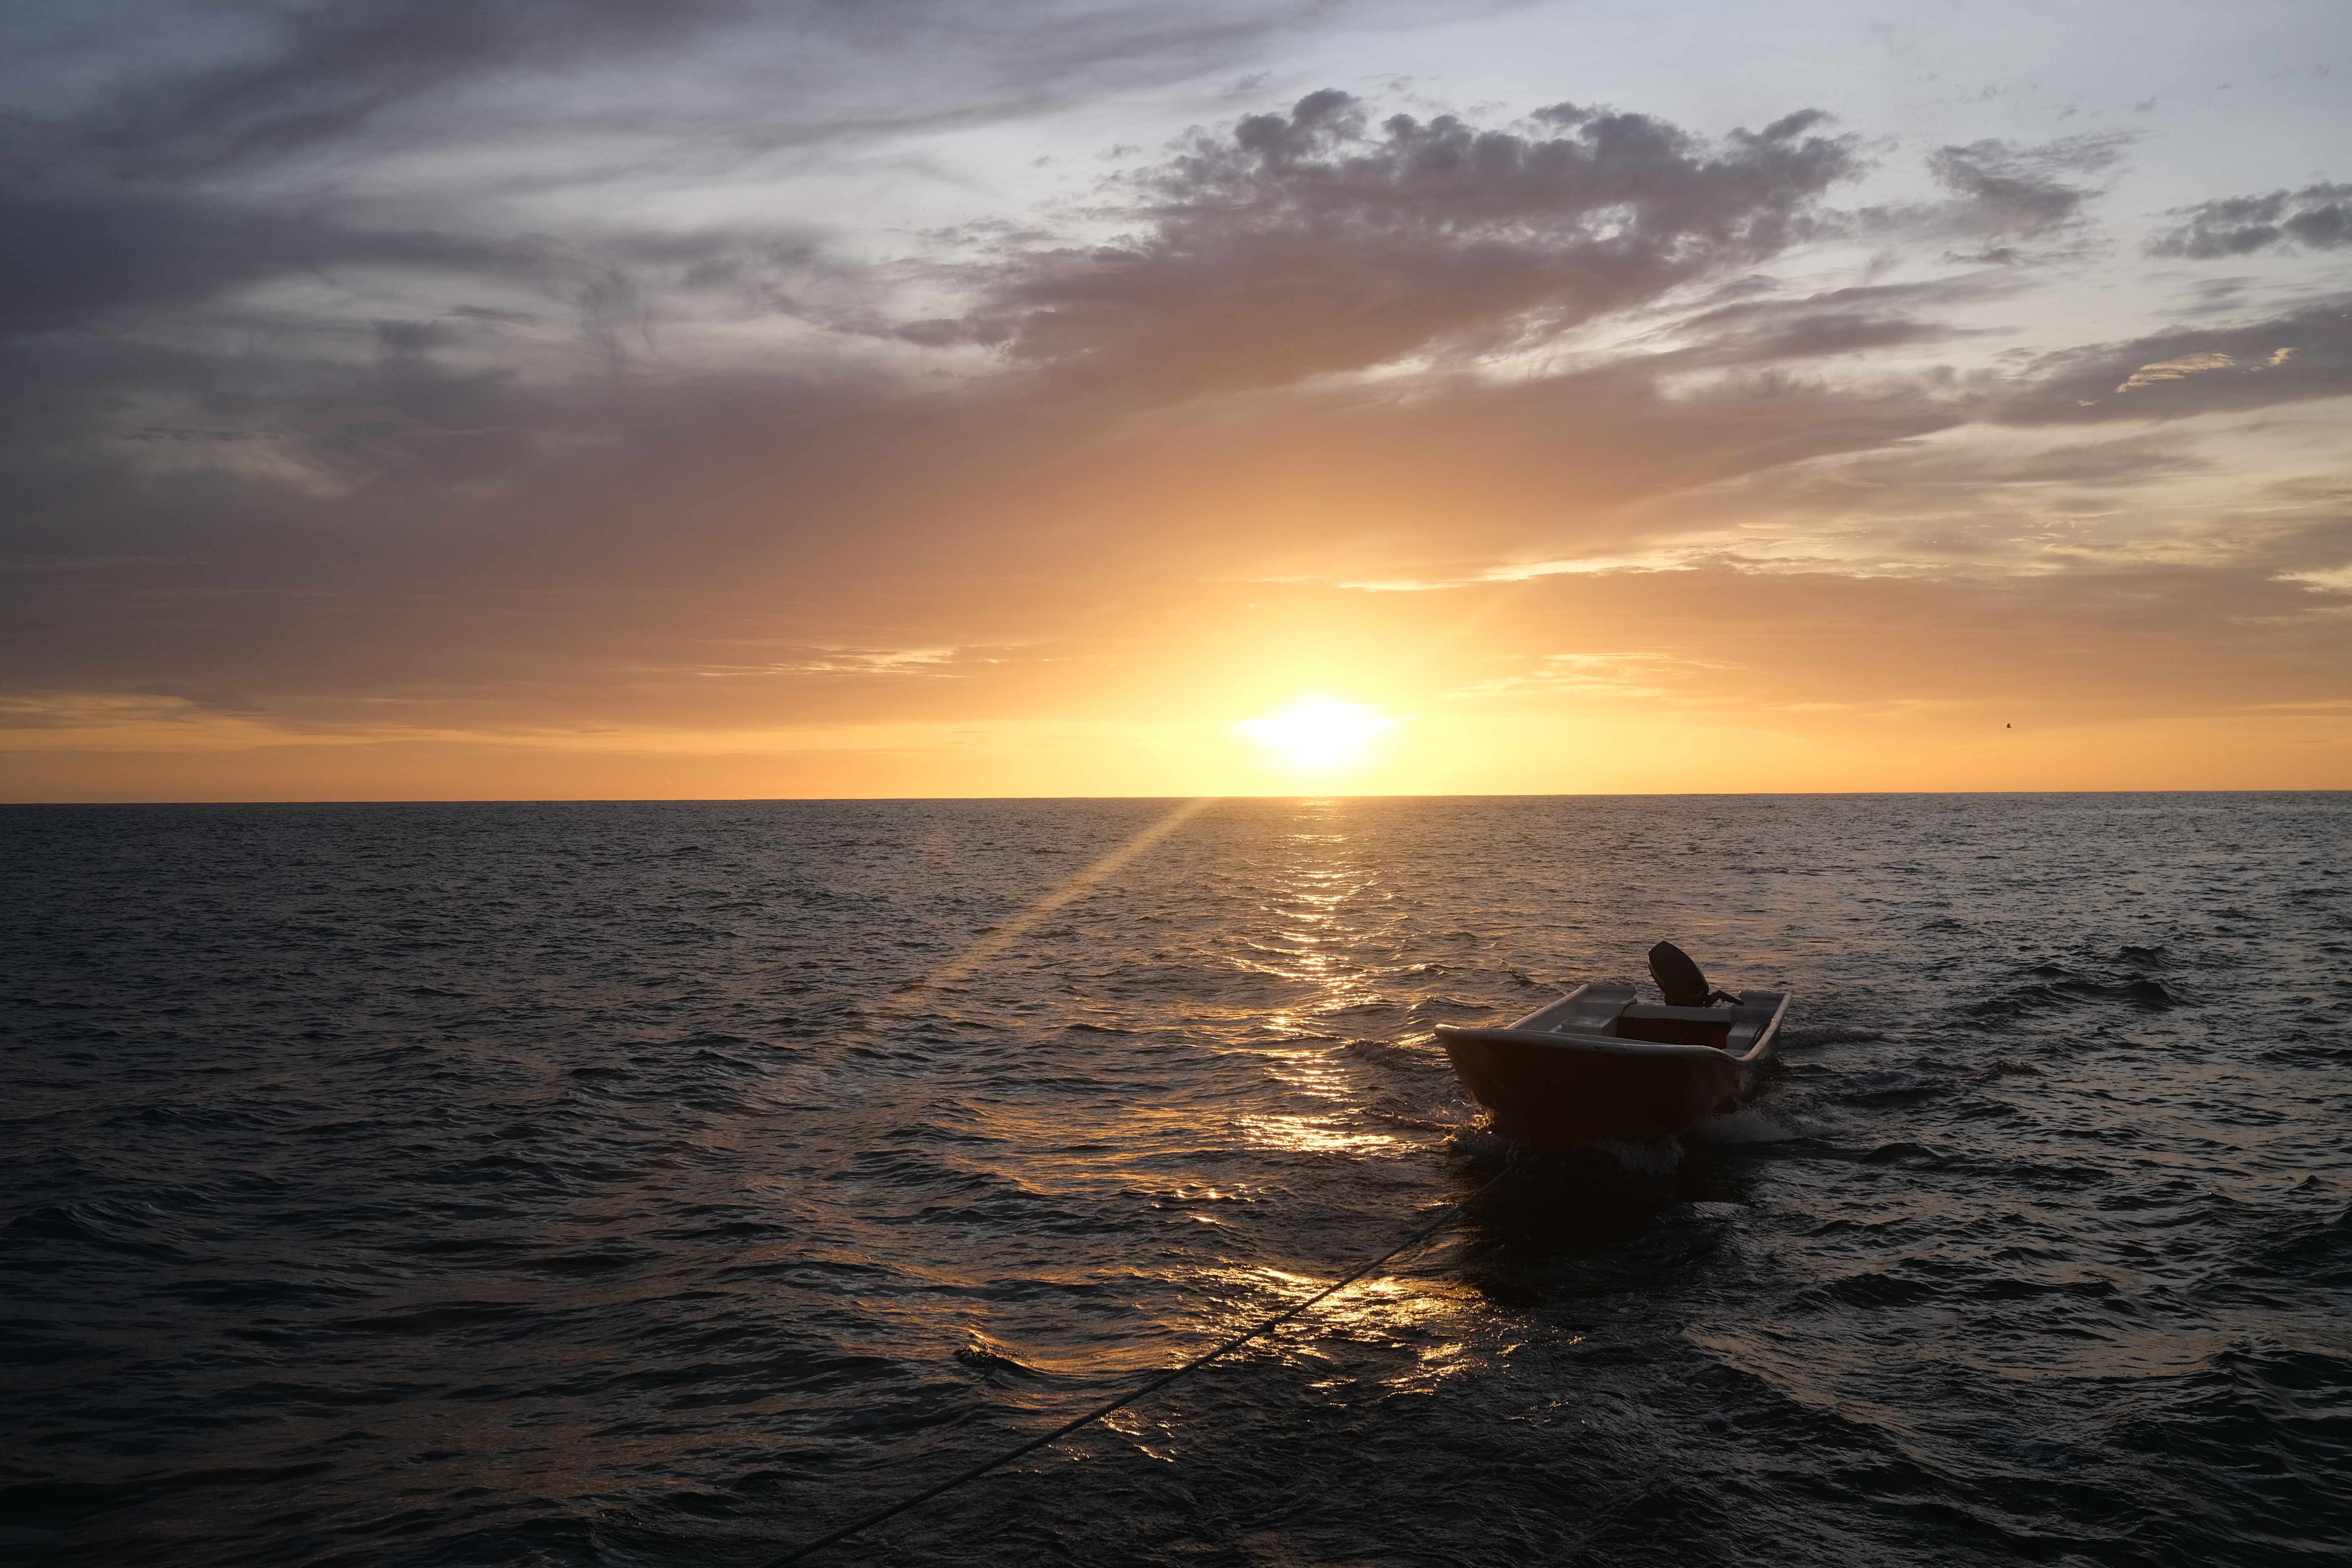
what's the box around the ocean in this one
[3,794,2347,1566]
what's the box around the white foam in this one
[1690,1104,1808,1144]
[1582,1137,1686,1175]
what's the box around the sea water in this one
[3,794,2346,1566]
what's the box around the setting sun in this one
[1232,699,1404,775]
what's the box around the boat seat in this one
[1613,1001,1739,1047]
[1547,983,1634,1036]
[1550,997,1631,1035]
[1619,1004,1734,1023]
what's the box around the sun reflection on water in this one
[1173,1264,1491,1404]
[1233,1111,1401,1155]
[1153,801,1476,1384]
[1243,813,1393,1043]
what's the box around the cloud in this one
[1461,559,2352,718]
[62,0,1460,178]
[951,90,1860,396]
[2113,350,2237,393]
[1998,303,2352,422]
[2147,183,2352,259]
[1906,132,2132,261]
[1926,134,2127,231]
[1652,276,1981,364]
[0,182,504,335]
[1446,649,1733,701]
[0,13,2344,790]
[89,0,745,172]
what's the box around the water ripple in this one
[3,793,2347,1566]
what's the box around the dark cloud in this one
[62,0,1449,178]
[1888,132,2137,264]
[1756,431,2215,502]
[92,0,743,171]
[0,291,1954,718]
[0,7,1526,356]
[1952,435,2212,487]
[1997,302,2352,423]
[1488,557,2352,716]
[2146,184,2352,259]
[951,90,1859,396]
[0,183,504,334]
[1925,134,2126,234]
[1660,278,1980,363]
[0,13,2343,780]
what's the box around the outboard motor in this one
[1648,940,1716,1007]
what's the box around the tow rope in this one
[761,1165,1513,1564]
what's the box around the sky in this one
[2,0,2347,801]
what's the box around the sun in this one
[1232,698,1402,774]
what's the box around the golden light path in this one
[852,694,1410,1052]
[849,793,1219,1041]
[831,789,1493,1450]
[1170,798,1490,1412]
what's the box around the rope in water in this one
[760,1165,1514,1565]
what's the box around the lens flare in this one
[1233,698,1401,773]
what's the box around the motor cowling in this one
[1648,940,1712,1008]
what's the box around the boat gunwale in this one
[1432,1024,1766,1062]
[1434,981,1790,1066]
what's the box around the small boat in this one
[1435,942,1791,1145]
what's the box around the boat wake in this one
[1688,1103,1813,1145]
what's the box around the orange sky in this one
[2,2,2346,799]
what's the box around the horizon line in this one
[4,788,2346,808]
